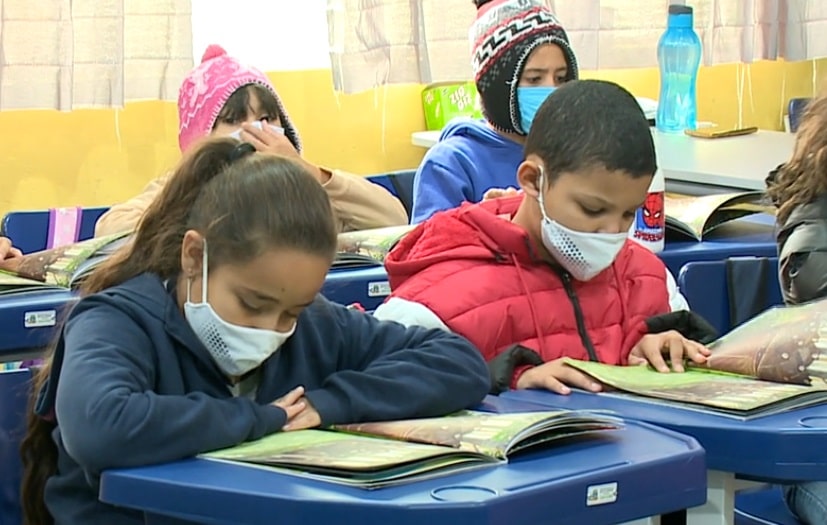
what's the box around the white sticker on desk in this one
[586,482,618,506]
[367,281,391,298]
[24,310,57,329]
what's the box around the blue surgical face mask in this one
[517,86,557,134]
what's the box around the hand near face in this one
[515,358,603,395]
[628,330,710,372]
[240,123,329,184]
[483,187,520,201]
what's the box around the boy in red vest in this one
[375,79,716,394]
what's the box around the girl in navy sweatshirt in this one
[20,138,490,525]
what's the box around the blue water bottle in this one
[656,5,702,133]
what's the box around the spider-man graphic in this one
[641,192,664,228]
[633,191,665,242]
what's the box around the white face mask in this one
[228,120,285,140]
[536,167,628,281]
[184,240,295,377]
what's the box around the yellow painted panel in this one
[0,60,824,216]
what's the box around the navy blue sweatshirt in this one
[37,273,490,524]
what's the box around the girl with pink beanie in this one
[94,45,408,237]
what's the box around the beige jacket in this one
[94,169,408,237]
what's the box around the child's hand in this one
[0,236,23,271]
[272,386,307,421]
[240,123,328,184]
[283,400,322,431]
[628,331,710,373]
[483,187,520,200]
[515,358,603,395]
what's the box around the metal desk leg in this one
[686,470,735,525]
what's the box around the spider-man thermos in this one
[630,169,665,253]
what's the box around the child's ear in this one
[517,160,543,199]
[180,230,205,277]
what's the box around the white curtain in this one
[0,0,193,111]
[327,0,827,94]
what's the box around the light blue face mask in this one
[517,86,557,134]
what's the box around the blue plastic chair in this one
[0,206,109,254]
[0,368,33,525]
[735,486,803,525]
[677,257,783,335]
[788,97,811,133]
[367,170,416,220]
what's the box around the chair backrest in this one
[366,170,416,220]
[0,368,33,525]
[677,257,783,335]
[1,207,109,254]
[788,97,811,133]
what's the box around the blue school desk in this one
[322,265,390,311]
[99,417,707,525]
[500,389,827,525]
[0,289,75,362]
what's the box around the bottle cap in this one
[669,5,692,15]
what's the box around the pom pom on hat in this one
[201,44,228,63]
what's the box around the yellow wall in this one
[1,59,825,217]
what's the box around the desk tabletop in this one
[100,419,706,525]
[412,128,795,192]
[501,389,827,482]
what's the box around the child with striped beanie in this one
[411,0,578,223]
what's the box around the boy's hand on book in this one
[515,358,603,395]
[628,331,710,373]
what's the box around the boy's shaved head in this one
[525,80,657,185]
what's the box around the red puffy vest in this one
[385,196,671,364]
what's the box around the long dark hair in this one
[767,93,827,223]
[19,137,337,524]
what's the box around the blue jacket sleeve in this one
[304,304,490,425]
[411,144,475,223]
[55,298,286,473]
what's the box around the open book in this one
[333,224,415,269]
[202,409,621,488]
[0,233,130,295]
[665,191,774,241]
[563,298,827,419]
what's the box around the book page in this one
[336,410,613,460]
[203,429,463,473]
[664,192,766,240]
[704,299,827,385]
[335,224,416,266]
[563,359,827,413]
[0,269,57,294]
